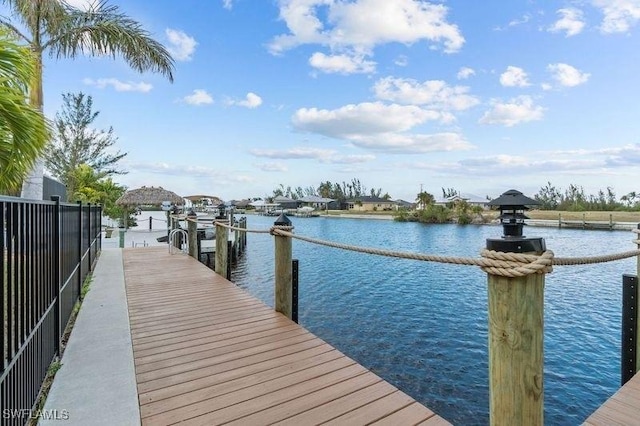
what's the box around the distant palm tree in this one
[0,29,49,194]
[0,0,175,199]
[415,191,434,210]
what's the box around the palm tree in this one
[0,0,175,199]
[415,191,434,210]
[0,28,49,194]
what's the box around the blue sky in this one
[10,0,640,201]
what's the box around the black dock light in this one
[486,189,545,253]
[187,208,197,218]
[216,203,226,219]
[274,212,291,227]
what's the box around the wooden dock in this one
[584,372,640,425]
[123,247,449,425]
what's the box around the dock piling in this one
[215,219,229,278]
[274,214,294,320]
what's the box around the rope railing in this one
[266,227,640,277]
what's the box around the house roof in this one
[435,193,487,204]
[116,186,183,207]
[298,196,335,203]
[273,195,298,203]
[347,196,392,203]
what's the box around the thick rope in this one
[215,219,271,234]
[270,227,639,277]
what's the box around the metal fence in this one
[0,196,101,426]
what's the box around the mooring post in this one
[187,209,198,259]
[486,190,546,426]
[149,215,152,230]
[273,213,294,319]
[215,219,229,278]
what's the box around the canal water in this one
[231,214,636,425]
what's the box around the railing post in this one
[636,223,640,372]
[273,214,294,319]
[77,201,83,300]
[486,190,546,426]
[51,195,62,355]
[215,220,229,278]
[87,202,92,272]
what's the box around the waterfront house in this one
[273,195,300,210]
[435,193,488,209]
[346,196,395,211]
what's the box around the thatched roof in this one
[116,186,184,207]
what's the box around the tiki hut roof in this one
[116,186,184,207]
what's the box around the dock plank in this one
[123,247,450,425]
[584,371,640,425]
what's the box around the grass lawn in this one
[528,210,640,223]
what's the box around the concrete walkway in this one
[40,241,143,425]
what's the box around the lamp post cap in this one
[274,213,291,226]
[488,189,539,207]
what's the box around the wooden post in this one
[273,214,293,319]
[215,220,228,278]
[485,192,546,426]
[558,213,561,228]
[487,270,545,425]
[188,218,198,259]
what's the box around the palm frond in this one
[48,2,174,81]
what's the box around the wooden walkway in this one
[584,371,640,425]
[123,247,449,425]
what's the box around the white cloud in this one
[293,102,451,138]
[394,55,409,67]
[499,66,530,87]
[479,96,544,127]
[269,0,464,59]
[256,162,288,172]
[165,29,197,61]
[228,92,263,108]
[83,78,152,92]
[290,101,473,154]
[457,67,475,80]
[548,8,586,37]
[547,63,590,87]
[309,52,376,74]
[183,89,213,105]
[250,147,336,160]
[593,0,640,33]
[373,77,479,111]
[222,0,234,10]
[250,147,377,164]
[346,132,473,153]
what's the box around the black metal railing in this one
[1,195,101,426]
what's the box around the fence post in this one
[273,214,294,320]
[77,201,83,300]
[486,190,546,426]
[87,202,92,272]
[636,223,640,372]
[51,195,62,355]
[215,220,229,278]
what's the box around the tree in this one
[0,0,174,199]
[45,92,126,197]
[0,29,49,194]
[415,191,434,210]
[70,164,132,223]
[535,181,561,210]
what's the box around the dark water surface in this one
[231,215,636,425]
